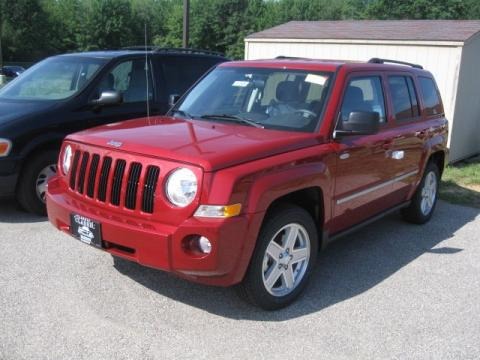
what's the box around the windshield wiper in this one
[200,114,264,128]
[171,109,192,119]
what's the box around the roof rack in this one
[122,46,225,57]
[368,58,423,69]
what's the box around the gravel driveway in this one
[1,200,479,360]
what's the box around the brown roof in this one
[246,20,480,42]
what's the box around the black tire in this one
[401,162,440,224]
[238,204,318,310]
[16,150,58,216]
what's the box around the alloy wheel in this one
[262,223,311,297]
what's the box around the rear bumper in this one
[46,176,260,286]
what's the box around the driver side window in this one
[95,59,153,103]
[340,76,386,123]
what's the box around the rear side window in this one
[388,76,420,121]
[340,76,386,123]
[419,77,443,116]
[160,56,220,99]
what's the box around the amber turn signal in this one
[194,203,242,218]
[0,139,12,157]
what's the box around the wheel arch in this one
[428,150,446,178]
[17,134,64,175]
[263,187,325,247]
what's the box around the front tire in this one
[16,150,58,216]
[401,162,440,224]
[238,204,318,310]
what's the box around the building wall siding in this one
[450,34,480,162]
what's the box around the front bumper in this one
[0,173,18,197]
[0,157,20,197]
[46,176,259,286]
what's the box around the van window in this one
[95,59,154,103]
[340,76,386,123]
[388,76,420,121]
[419,77,443,116]
[161,56,218,99]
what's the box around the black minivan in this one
[0,48,227,215]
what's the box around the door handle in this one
[415,130,427,139]
[382,140,393,150]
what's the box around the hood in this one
[68,116,323,171]
[0,99,58,126]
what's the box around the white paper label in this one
[232,80,250,87]
[305,74,327,86]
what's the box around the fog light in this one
[198,236,212,254]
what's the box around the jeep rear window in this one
[419,77,443,116]
[177,67,333,132]
[388,76,420,121]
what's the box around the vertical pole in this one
[0,12,3,69]
[183,0,189,48]
[0,34,3,69]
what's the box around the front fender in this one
[202,144,335,284]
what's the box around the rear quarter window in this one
[419,77,443,116]
[388,76,420,122]
[160,56,221,98]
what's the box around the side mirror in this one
[334,111,380,138]
[92,90,122,107]
[169,94,181,107]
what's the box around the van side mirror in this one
[334,111,380,138]
[169,94,181,107]
[92,90,123,107]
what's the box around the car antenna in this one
[144,23,151,124]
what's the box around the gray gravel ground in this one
[1,199,479,360]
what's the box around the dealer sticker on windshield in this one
[70,213,102,249]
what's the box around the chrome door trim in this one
[336,170,419,205]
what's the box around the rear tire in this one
[401,162,440,224]
[16,150,58,216]
[238,204,318,310]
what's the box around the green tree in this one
[364,0,467,19]
[1,0,53,61]
[78,0,135,50]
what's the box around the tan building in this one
[245,20,480,162]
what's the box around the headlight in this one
[0,138,12,157]
[165,168,197,207]
[62,145,73,175]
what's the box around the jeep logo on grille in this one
[107,140,123,148]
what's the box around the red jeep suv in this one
[47,57,448,309]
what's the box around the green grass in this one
[439,156,480,208]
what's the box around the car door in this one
[385,73,425,200]
[331,73,399,232]
[86,57,158,127]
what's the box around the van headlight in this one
[165,168,197,207]
[62,145,73,175]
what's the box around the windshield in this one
[177,66,333,132]
[0,56,107,101]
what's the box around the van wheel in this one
[238,204,318,310]
[401,162,440,224]
[16,150,58,216]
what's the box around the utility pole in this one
[182,0,189,48]
[0,9,3,69]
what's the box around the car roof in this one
[56,48,227,60]
[220,58,431,76]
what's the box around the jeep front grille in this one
[69,150,160,213]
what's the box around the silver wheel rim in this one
[36,164,57,203]
[262,223,311,297]
[420,171,437,216]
